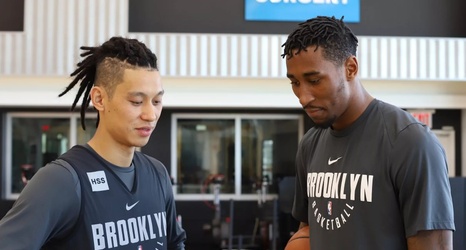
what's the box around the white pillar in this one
[461,109,466,177]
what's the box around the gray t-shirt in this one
[293,99,455,250]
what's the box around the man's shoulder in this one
[58,145,93,163]
[135,152,163,166]
[135,152,168,173]
[373,99,414,122]
[135,152,172,185]
[372,100,422,130]
[373,100,434,145]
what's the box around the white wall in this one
[0,0,465,109]
[1,76,466,109]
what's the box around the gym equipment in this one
[202,174,280,250]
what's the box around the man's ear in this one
[345,56,359,80]
[90,86,105,111]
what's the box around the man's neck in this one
[87,139,135,167]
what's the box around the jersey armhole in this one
[140,153,168,202]
[55,158,81,199]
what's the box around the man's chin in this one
[310,118,333,129]
[132,140,149,148]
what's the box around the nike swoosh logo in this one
[157,242,164,246]
[328,157,342,165]
[125,201,140,211]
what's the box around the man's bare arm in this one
[407,230,453,250]
[298,222,308,229]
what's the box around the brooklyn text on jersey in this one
[91,212,167,249]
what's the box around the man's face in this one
[99,68,164,148]
[286,46,351,129]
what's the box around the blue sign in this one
[245,0,360,23]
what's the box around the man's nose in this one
[295,87,315,107]
[141,104,157,121]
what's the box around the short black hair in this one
[58,37,158,130]
[281,16,358,65]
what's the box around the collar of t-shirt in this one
[83,144,135,190]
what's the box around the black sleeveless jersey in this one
[43,145,173,250]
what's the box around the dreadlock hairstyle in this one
[58,36,158,130]
[281,16,358,66]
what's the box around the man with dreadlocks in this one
[283,16,455,249]
[0,37,186,249]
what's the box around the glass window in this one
[9,116,70,194]
[4,113,97,199]
[241,119,300,195]
[77,118,98,145]
[173,114,303,200]
[176,119,235,194]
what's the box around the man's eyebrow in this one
[286,71,320,79]
[303,71,320,77]
[127,89,165,97]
